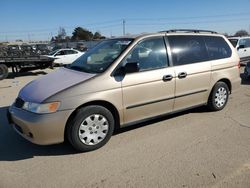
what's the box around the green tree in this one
[234,30,249,37]
[72,27,94,41]
[93,32,102,39]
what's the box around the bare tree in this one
[58,27,67,40]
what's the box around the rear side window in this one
[204,36,232,60]
[168,35,209,66]
[65,50,78,55]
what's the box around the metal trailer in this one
[0,55,54,80]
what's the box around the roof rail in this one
[160,29,217,34]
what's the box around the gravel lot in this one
[0,68,250,188]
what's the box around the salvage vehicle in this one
[8,30,240,152]
[228,36,250,65]
[45,49,84,65]
[0,44,53,80]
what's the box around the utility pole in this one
[28,33,31,42]
[123,19,126,36]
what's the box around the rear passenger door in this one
[167,35,211,111]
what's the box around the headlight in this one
[22,102,60,114]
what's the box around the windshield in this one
[48,50,59,55]
[68,39,133,74]
[228,39,238,47]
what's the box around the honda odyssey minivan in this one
[8,30,241,151]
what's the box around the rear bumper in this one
[240,57,250,65]
[8,105,74,145]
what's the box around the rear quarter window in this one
[204,36,232,60]
[228,39,238,47]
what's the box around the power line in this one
[1,12,250,41]
[125,12,250,21]
[0,20,123,34]
[1,12,250,34]
[126,17,250,26]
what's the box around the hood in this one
[19,67,95,103]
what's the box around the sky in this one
[0,0,250,42]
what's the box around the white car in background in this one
[47,49,84,65]
[228,37,250,64]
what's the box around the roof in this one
[228,36,250,39]
[113,29,222,40]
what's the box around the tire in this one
[0,64,8,80]
[207,82,229,111]
[67,105,115,152]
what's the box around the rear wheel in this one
[0,64,8,80]
[67,105,115,152]
[207,82,229,111]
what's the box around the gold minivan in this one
[8,30,241,151]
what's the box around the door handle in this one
[244,49,247,52]
[162,74,173,81]
[178,72,187,79]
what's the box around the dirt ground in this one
[0,68,250,188]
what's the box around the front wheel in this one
[67,105,115,152]
[207,82,229,111]
[0,64,9,80]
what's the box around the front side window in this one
[239,39,247,46]
[68,39,133,73]
[123,37,168,71]
[245,39,250,48]
[56,50,65,56]
[168,35,208,66]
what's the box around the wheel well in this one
[217,78,232,93]
[64,100,120,141]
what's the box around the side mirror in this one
[237,45,245,50]
[124,62,139,73]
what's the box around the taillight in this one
[238,61,241,69]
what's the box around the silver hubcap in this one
[78,114,109,146]
[215,87,227,108]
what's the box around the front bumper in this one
[8,105,74,145]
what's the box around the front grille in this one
[14,97,25,108]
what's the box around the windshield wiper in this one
[68,65,94,74]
